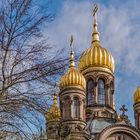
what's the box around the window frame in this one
[98,78,105,105]
[87,79,94,106]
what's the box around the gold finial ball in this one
[134,86,140,104]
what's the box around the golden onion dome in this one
[59,36,86,90]
[134,86,140,104]
[78,5,115,73]
[46,84,60,122]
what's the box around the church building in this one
[45,4,140,140]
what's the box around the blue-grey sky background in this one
[45,0,140,125]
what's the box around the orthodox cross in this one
[93,3,98,16]
[120,105,128,116]
[70,35,74,51]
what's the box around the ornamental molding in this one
[81,67,114,77]
[97,124,140,140]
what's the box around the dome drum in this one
[59,85,86,96]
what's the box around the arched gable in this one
[98,124,140,140]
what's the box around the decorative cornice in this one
[81,67,114,77]
[59,85,86,95]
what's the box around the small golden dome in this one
[59,36,86,90]
[78,5,115,73]
[134,86,140,104]
[46,84,60,122]
[60,67,86,90]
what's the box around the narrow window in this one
[72,97,80,118]
[87,79,94,105]
[64,97,71,119]
[98,78,105,104]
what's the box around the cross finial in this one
[93,3,98,17]
[120,105,128,116]
[69,35,75,67]
[92,3,100,43]
[70,35,74,51]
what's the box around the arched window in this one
[72,97,80,118]
[87,79,94,105]
[98,78,105,104]
[64,97,71,119]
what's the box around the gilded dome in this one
[59,36,86,90]
[78,42,115,73]
[134,86,140,104]
[46,85,60,122]
[60,66,86,90]
[78,9,115,73]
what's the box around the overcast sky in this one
[46,0,140,124]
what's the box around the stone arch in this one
[86,76,95,82]
[63,95,71,101]
[98,125,140,140]
[72,95,81,100]
[96,74,108,84]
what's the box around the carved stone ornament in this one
[59,125,70,138]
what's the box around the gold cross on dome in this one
[93,3,98,16]
[70,35,74,51]
[120,105,128,116]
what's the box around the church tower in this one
[59,36,88,139]
[134,86,140,129]
[78,4,117,126]
[46,84,61,140]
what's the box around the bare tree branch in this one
[0,0,68,139]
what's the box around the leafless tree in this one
[0,0,66,139]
